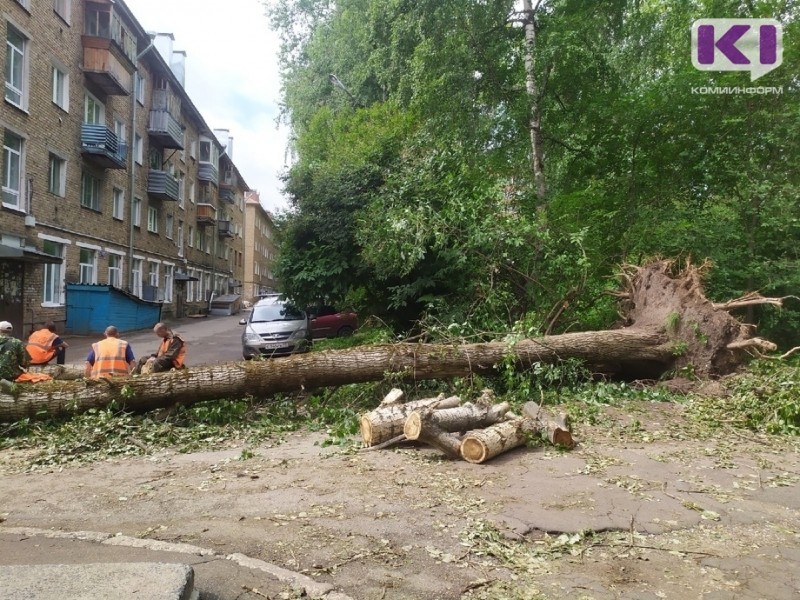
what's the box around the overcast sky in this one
[125,0,291,213]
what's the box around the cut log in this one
[0,260,785,423]
[522,402,575,448]
[379,388,405,406]
[27,365,83,380]
[360,395,460,446]
[401,416,463,459]
[404,402,511,439]
[460,418,533,464]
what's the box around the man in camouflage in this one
[0,321,30,384]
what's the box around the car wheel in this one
[337,326,354,337]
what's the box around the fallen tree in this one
[0,260,789,422]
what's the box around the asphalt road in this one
[60,312,248,368]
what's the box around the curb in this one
[1,526,355,600]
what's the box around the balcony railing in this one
[198,162,218,186]
[148,110,184,149]
[197,203,217,225]
[147,170,180,201]
[217,220,234,237]
[218,187,235,204]
[81,124,128,169]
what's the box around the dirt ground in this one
[1,400,799,600]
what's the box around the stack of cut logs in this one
[359,388,575,463]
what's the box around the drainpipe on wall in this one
[127,41,156,291]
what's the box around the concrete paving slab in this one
[0,562,195,600]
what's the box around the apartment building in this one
[0,0,246,334]
[243,190,277,302]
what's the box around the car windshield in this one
[251,303,305,323]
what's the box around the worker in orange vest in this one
[84,326,136,379]
[26,321,68,366]
[133,322,186,374]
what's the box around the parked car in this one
[240,297,311,359]
[306,305,358,338]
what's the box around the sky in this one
[125,0,291,213]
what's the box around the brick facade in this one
[243,190,277,303]
[0,0,247,334]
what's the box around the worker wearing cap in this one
[0,321,30,383]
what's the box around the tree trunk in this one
[0,261,784,423]
[522,402,575,448]
[522,0,546,201]
[404,402,510,438]
[460,418,531,464]
[360,395,460,446]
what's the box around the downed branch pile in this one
[360,388,575,464]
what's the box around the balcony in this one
[198,162,218,186]
[81,36,133,96]
[217,220,234,237]
[147,170,179,201]
[148,110,184,149]
[81,124,128,169]
[197,203,217,225]
[218,187,235,204]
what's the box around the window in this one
[177,171,184,208]
[131,258,142,297]
[5,25,27,108]
[147,205,158,233]
[188,225,194,248]
[190,140,196,159]
[53,0,70,23]
[3,131,23,209]
[112,187,124,220]
[149,146,162,170]
[79,247,97,283]
[114,118,126,143]
[52,65,68,110]
[195,227,202,249]
[42,240,65,305]
[134,134,142,164]
[199,140,211,162]
[135,72,145,105]
[164,265,174,303]
[47,153,66,196]
[180,132,186,161]
[83,92,104,124]
[133,196,141,227]
[107,253,122,287]
[189,181,195,204]
[80,172,101,210]
[148,261,159,287]
[177,221,184,257]
[165,213,173,239]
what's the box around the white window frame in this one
[3,130,24,210]
[111,187,124,220]
[41,238,67,306]
[131,257,143,297]
[177,171,185,208]
[133,196,141,227]
[147,260,159,287]
[147,205,158,233]
[177,221,184,257]
[83,91,104,125]
[188,225,194,248]
[107,252,123,287]
[165,213,173,239]
[47,152,66,197]
[78,246,98,284]
[135,72,145,105]
[134,134,143,165]
[80,171,101,211]
[51,63,68,110]
[5,24,28,109]
[163,264,174,303]
[53,0,71,24]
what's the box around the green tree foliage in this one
[265,0,799,343]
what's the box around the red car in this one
[307,305,358,338]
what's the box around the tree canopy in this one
[265,0,799,344]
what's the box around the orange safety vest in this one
[157,333,186,369]
[91,338,130,379]
[26,329,58,365]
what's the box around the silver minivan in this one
[240,297,311,359]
